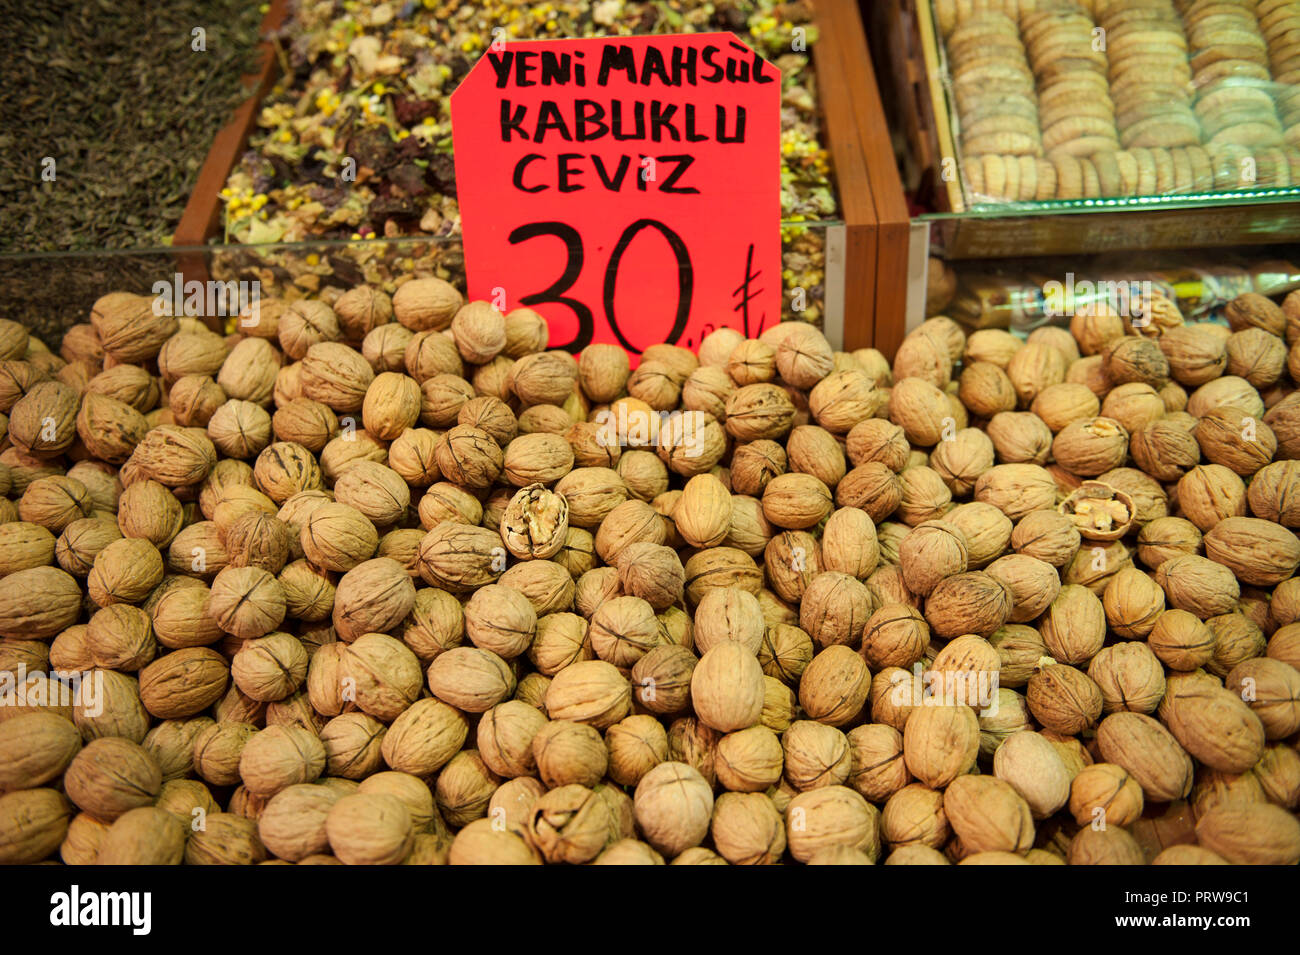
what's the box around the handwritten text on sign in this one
[451,34,782,357]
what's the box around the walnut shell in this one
[785,785,880,864]
[325,792,414,865]
[1095,711,1193,802]
[1195,803,1300,865]
[1203,516,1300,586]
[634,761,714,857]
[902,704,979,788]
[64,737,162,822]
[138,647,229,719]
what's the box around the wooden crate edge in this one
[172,0,291,255]
[811,0,879,350]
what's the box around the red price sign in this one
[451,33,782,358]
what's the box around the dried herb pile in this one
[0,0,265,253]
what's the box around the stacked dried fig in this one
[0,285,1298,868]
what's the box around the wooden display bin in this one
[871,0,1300,260]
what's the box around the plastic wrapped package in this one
[942,252,1300,334]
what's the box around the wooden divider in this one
[811,0,880,350]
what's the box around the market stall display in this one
[0,278,1298,865]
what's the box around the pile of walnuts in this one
[0,278,1298,865]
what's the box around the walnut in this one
[924,571,1012,639]
[301,502,378,573]
[238,722,328,797]
[1265,390,1300,459]
[508,351,577,407]
[387,276,462,331]
[572,344,629,405]
[330,558,416,646]
[495,483,566,560]
[887,378,950,448]
[1155,554,1240,618]
[1030,382,1100,433]
[415,482,480,530]
[975,464,1058,521]
[1158,672,1265,774]
[899,521,968,597]
[379,697,468,777]
[727,339,777,385]
[1052,417,1129,477]
[0,564,80,641]
[356,371,419,440]
[1087,641,1166,715]
[320,792,413,865]
[1195,803,1300,865]
[986,411,1053,465]
[930,428,995,497]
[213,339,278,407]
[1027,662,1103,735]
[656,410,726,477]
[502,432,574,487]
[817,507,878,580]
[691,643,765,733]
[626,644,694,715]
[0,712,81,792]
[403,330,464,383]
[15,475,90,534]
[1158,324,1229,386]
[957,362,1017,419]
[75,392,146,464]
[299,342,375,413]
[986,553,1061,623]
[1095,711,1193,802]
[90,292,177,363]
[799,645,870,726]
[1225,658,1300,739]
[1067,762,1144,828]
[498,560,574,617]
[762,472,832,530]
[1248,460,1300,526]
[1103,336,1169,387]
[84,537,161,607]
[845,419,908,473]
[63,737,161,821]
[836,463,902,523]
[943,775,1035,858]
[633,761,713,857]
[528,720,604,789]
[6,380,77,457]
[702,790,783,865]
[807,369,880,434]
[1007,342,1068,405]
[725,383,795,441]
[785,785,880,864]
[137,647,228,719]
[228,631,308,702]
[425,646,514,713]
[1203,515,1300,586]
[1226,328,1286,388]
[901,704,979,788]
[587,594,661,667]
[93,806,185,865]
[1192,406,1275,477]
[1057,480,1135,542]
